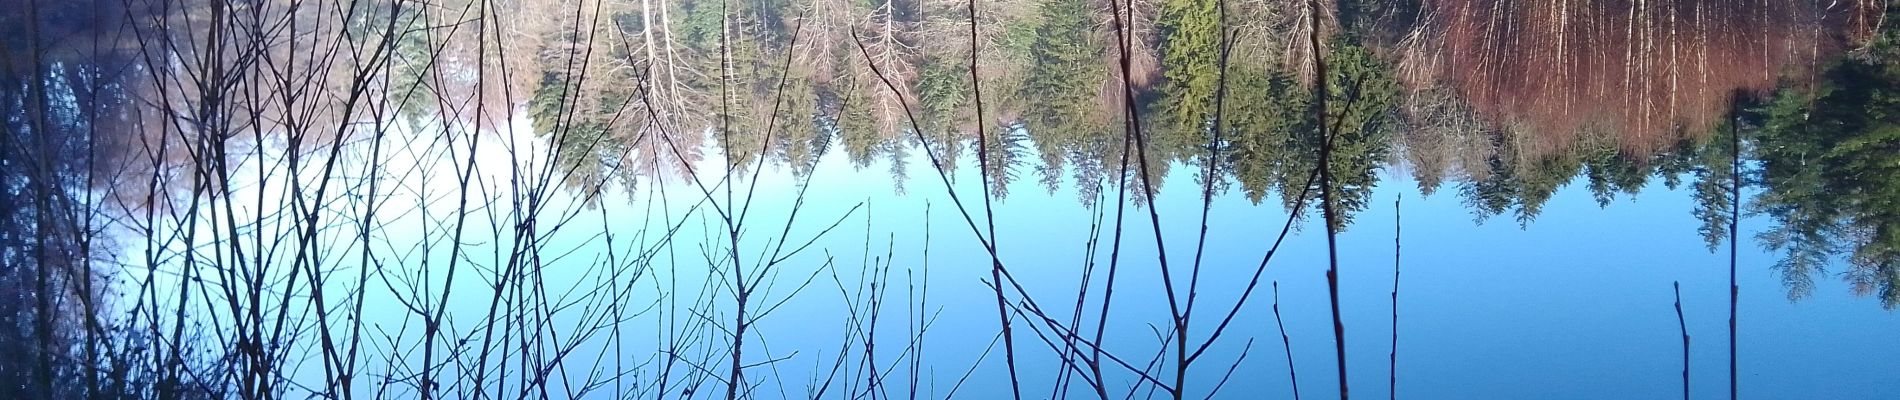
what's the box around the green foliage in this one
[1298,44,1400,230]
[1221,43,1398,231]
[1581,145,1651,207]
[492,1,1900,311]
[676,0,728,52]
[836,81,884,168]
[750,54,829,176]
[996,10,1043,59]
[371,4,439,122]
[1019,0,1107,193]
[1749,48,1900,305]
[1155,0,1222,141]
[916,58,969,131]
[1451,134,1568,226]
[1222,66,1307,205]
[706,28,781,169]
[1685,130,1737,252]
[1450,131,1603,227]
[1458,149,1519,222]
[1335,0,1420,43]
[528,69,623,206]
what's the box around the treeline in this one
[426,0,1900,310]
[492,0,1884,231]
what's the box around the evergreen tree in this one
[1750,40,1900,305]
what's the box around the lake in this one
[0,0,1896,399]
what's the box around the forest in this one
[0,0,1894,398]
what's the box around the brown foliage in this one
[1400,0,1883,155]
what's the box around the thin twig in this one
[1728,106,1741,400]
[1275,281,1302,400]
[1675,281,1690,400]
[1390,194,1400,400]
[1305,0,1349,397]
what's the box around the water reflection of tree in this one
[1749,26,1900,305]
[237,0,1900,312]
[1225,43,1399,230]
[504,0,1900,307]
[1019,0,1111,200]
[4,3,1899,400]
[1395,0,1877,156]
[3,0,288,397]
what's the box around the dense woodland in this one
[499,0,1897,298]
[0,0,1894,398]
